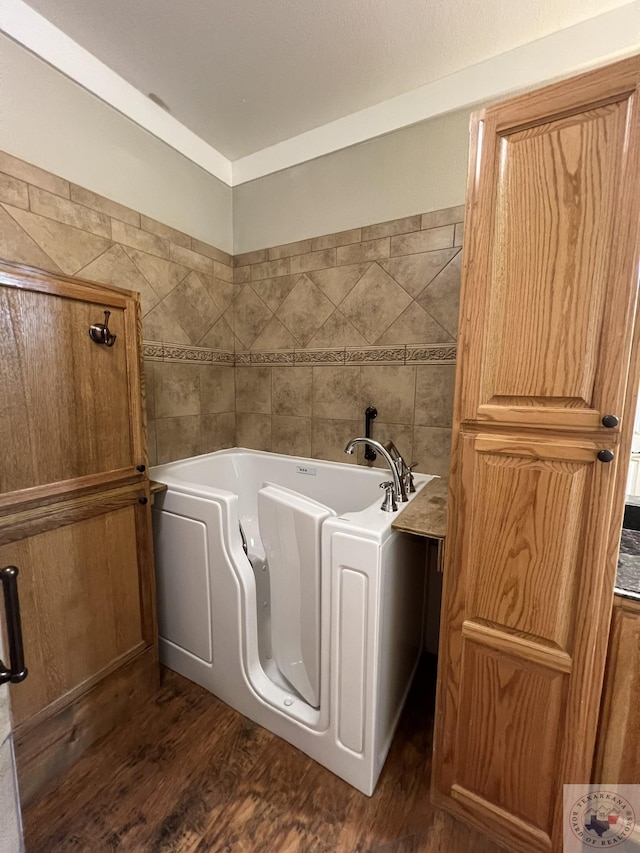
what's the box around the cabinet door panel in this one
[466,437,590,650]
[0,502,147,727]
[454,641,566,836]
[434,430,618,850]
[594,598,640,783]
[0,287,133,493]
[459,68,640,432]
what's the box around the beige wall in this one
[232,109,473,254]
[0,32,472,258]
[0,35,232,253]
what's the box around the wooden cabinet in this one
[432,57,640,852]
[594,596,640,783]
[0,261,158,805]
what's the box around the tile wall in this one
[0,150,463,475]
[0,150,235,465]
[232,208,464,476]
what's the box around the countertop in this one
[149,480,168,496]
[391,477,448,540]
[616,527,640,600]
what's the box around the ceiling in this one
[0,0,636,187]
[19,0,636,162]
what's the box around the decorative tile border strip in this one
[164,345,217,364]
[251,351,295,364]
[143,341,234,364]
[294,348,345,365]
[143,341,457,366]
[142,341,164,361]
[405,344,457,364]
[345,346,405,365]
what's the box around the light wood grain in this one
[459,63,640,436]
[461,620,573,673]
[433,54,640,853]
[594,596,640,783]
[467,434,595,650]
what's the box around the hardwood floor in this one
[22,658,499,852]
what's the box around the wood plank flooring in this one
[23,658,499,852]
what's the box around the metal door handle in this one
[0,566,28,685]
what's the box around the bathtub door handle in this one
[0,566,28,685]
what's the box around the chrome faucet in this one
[344,437,406,506]
[383,440,410,502]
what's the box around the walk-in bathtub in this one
[150,448,433,795]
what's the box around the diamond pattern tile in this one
[307,263,368,306]
[79,244,161,316]
[5,204,111,275]
[124,247,189,299]
[276,274,335,347]
[234,284,273,349]
[340,263,412,344]
[416,252,462,339]
[163,271,222,345]
[379,248,459,298]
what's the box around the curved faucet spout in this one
[344,437,404,502]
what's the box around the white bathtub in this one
[150,448,433,795]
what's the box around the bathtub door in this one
[258,484,334,708]
[432,56,640,853]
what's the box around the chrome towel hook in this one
[89,310,117,346]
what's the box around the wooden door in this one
[432,57,640,852]
[0,261,158,804]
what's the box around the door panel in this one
[0,499,147,728]
[0,287,134,494]
[459,64,640,433]
[594,597,640,783]
[454,641,566,835]
[465,436,590,650]
[486,104,627,414]
[435,429,618,850]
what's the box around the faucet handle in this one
[383,439,400,460]
[379,481,398,512]
[406,462,418,493]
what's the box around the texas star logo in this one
[570,791,635,847]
